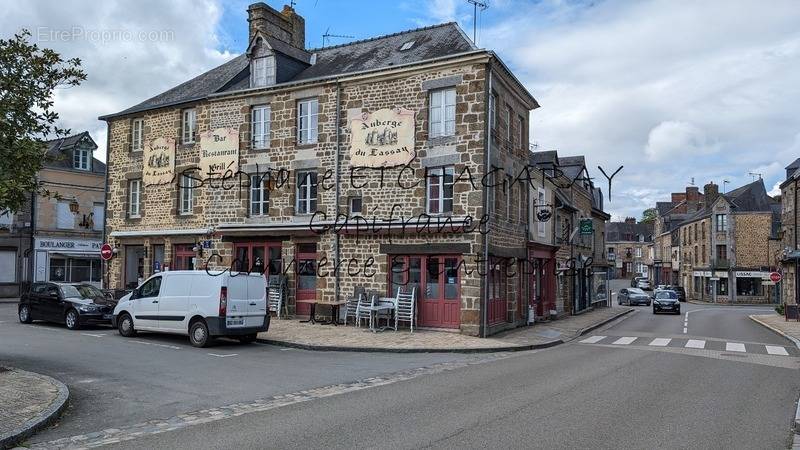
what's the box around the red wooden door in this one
[487,257,507,325]
[389,256,460,329]
[173,245,195,270]
[295,243,317,316]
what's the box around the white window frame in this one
[92,202,104,231]
[429,88,456,138]
[250,55,276,88]
[297,99,318,144]
[296,171,317,215]
[250,174,269,216]
[251,105,271,149]
[131,118,144,152]
[537,188,546,237]
[182,108,196,144]
[715,214,727,232]
[128,179,141,218]
[426,166,455,215]
[635,247,642,258]
[179,174,194,215]
[73,147,90,170]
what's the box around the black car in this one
[653,290,681,314]
[671,286,687,302]
[618,288,651,306]
[18,282,116,330]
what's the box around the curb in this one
[688,300,774,307]
[748,315,800,349]
[795,392,800,434]
[256,337,563,354]
[0,368,69,450]
[256,308,634,354]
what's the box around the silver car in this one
[618,288,651,306]
[636,279,652,290]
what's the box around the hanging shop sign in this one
[579,218,593,235]
[199,128,239,178]
[349,108,415,168]
[143,137,176,186]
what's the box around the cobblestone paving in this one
[0,368,61,437]
[28,353,514,449]
[259,306,632,351]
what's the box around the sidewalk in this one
[749,313,800,348]
[257,306,634,353]
[0,367,69,449]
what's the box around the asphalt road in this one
[1,285,798,449]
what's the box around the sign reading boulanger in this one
[200,128,239,178]
[350,108,415,168]
[143,137,175,186]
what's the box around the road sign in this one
[770,272,782,283]
[579,218,593,235]
[100,243,113,261]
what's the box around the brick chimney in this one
[248,3,305,49]
[671,192,686,204]
[624,217,636,224]
[685,186,703,213]
[703,182,719,207]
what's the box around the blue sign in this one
[202,240,213,249]
[154,261,161,272]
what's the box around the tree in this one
[640,207,658,224]
[0,29,86,213]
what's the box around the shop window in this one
[444,257,458,299]
[426,166,454,214]
[736,277,762,296]
[296,171,318,215]
[131,118,144,152]
[56,201,74,229]
[251,105,271,149]
[0,250,15,283]
[50,258,67,282]
[718,277,728,295]
[182,108,196,144]
[128,179,141,218]
[250,174,269,216]
[429,88,456,138]
[297,98,318,144]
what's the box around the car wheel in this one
[238,334,257,344]
[65,309,80,330]
[189,320,212,348]
[18,305,32,324]
[117,313,136,337]
[653,307,657,314]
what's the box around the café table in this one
[367,297,396,332]
[297,299,348,325]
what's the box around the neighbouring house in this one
[99,2,553,336]
[606,218,653,280]
[780,158,800,305]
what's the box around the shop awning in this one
[50,251,100,258]
[109,228,213,238]
[783,250,800,261]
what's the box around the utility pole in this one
[466,0,488,44]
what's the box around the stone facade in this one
[780,161,799,305]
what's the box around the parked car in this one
[618,288,651,306]
[671,286,687,302]
[653,290,681,314]
[112,270,269,348]
[18,282,115,329]
[636,279,652,290]
[630,276,645,287]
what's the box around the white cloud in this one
[644,121,720,161]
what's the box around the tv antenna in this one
[322,27,354,48]
[689,177,695,186]
[748,171,762,181]
[722,179,730,193]
[466,0,489,44]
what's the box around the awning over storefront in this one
[783,250,800,261]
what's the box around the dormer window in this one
[73,147,90,170]
[400,40,415,51]
[251,55,276,87]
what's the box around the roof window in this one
[399,40,415,51]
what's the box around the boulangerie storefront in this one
[33,237,103,287]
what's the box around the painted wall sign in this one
[143,137,176,186]
[349,108,415,168]
[199,128,239,178]
[734,271,771,279]
[35,237,102,252]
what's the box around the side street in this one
[2,1,800,449]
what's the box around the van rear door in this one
[245,274,267,328]
[224,274,249,328]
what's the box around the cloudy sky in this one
[3,0,799,220]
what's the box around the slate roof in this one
[656,201,675,216]
[530,150,559,166]
[557,155,587,181]
[606,221,654,243]
[722,179,773,212]
[44,131,106,174]
[101,22,480,120]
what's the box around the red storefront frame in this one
[173,244,195,270]
[528,245,557,319]
[295,243,318,316]
[487,257,507,325]
[388,255,461,329]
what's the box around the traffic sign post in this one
[100,243,113,261]
[769,272,782,283]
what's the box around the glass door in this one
[295,243,317,316]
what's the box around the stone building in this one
[679,179,781,303]
[780,158,799,304]
[100,3,548,336]
[651,185,704,285]
[606,218,653,280]
[0,196,32,297]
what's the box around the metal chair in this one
[267,279,287,319]
[394,286,417,332]
[355,291,375,328]
[345,287,365,325]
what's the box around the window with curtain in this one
[429,88,456,138]
[296,171,317,214]
[251,105,271,149]
[179,174,195,215]
[182,108,196,144]
[426,166,454,214]
[250,174,269,216]
[297,98,318,144]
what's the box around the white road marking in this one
[207,353,238,358]
[130,340,181,350]
[685,339,706,349]
[683,327,687,334]
[580,335,606,344]
[612,336,637,345]
[80,333,105,337]
[726,342,746,352]
[765,345,789,356]
[649,338,671,347]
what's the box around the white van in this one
[112,270,269,347]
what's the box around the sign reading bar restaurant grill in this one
[143,137,176,186]
[349,108,415,168]
[199,128,239,178]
